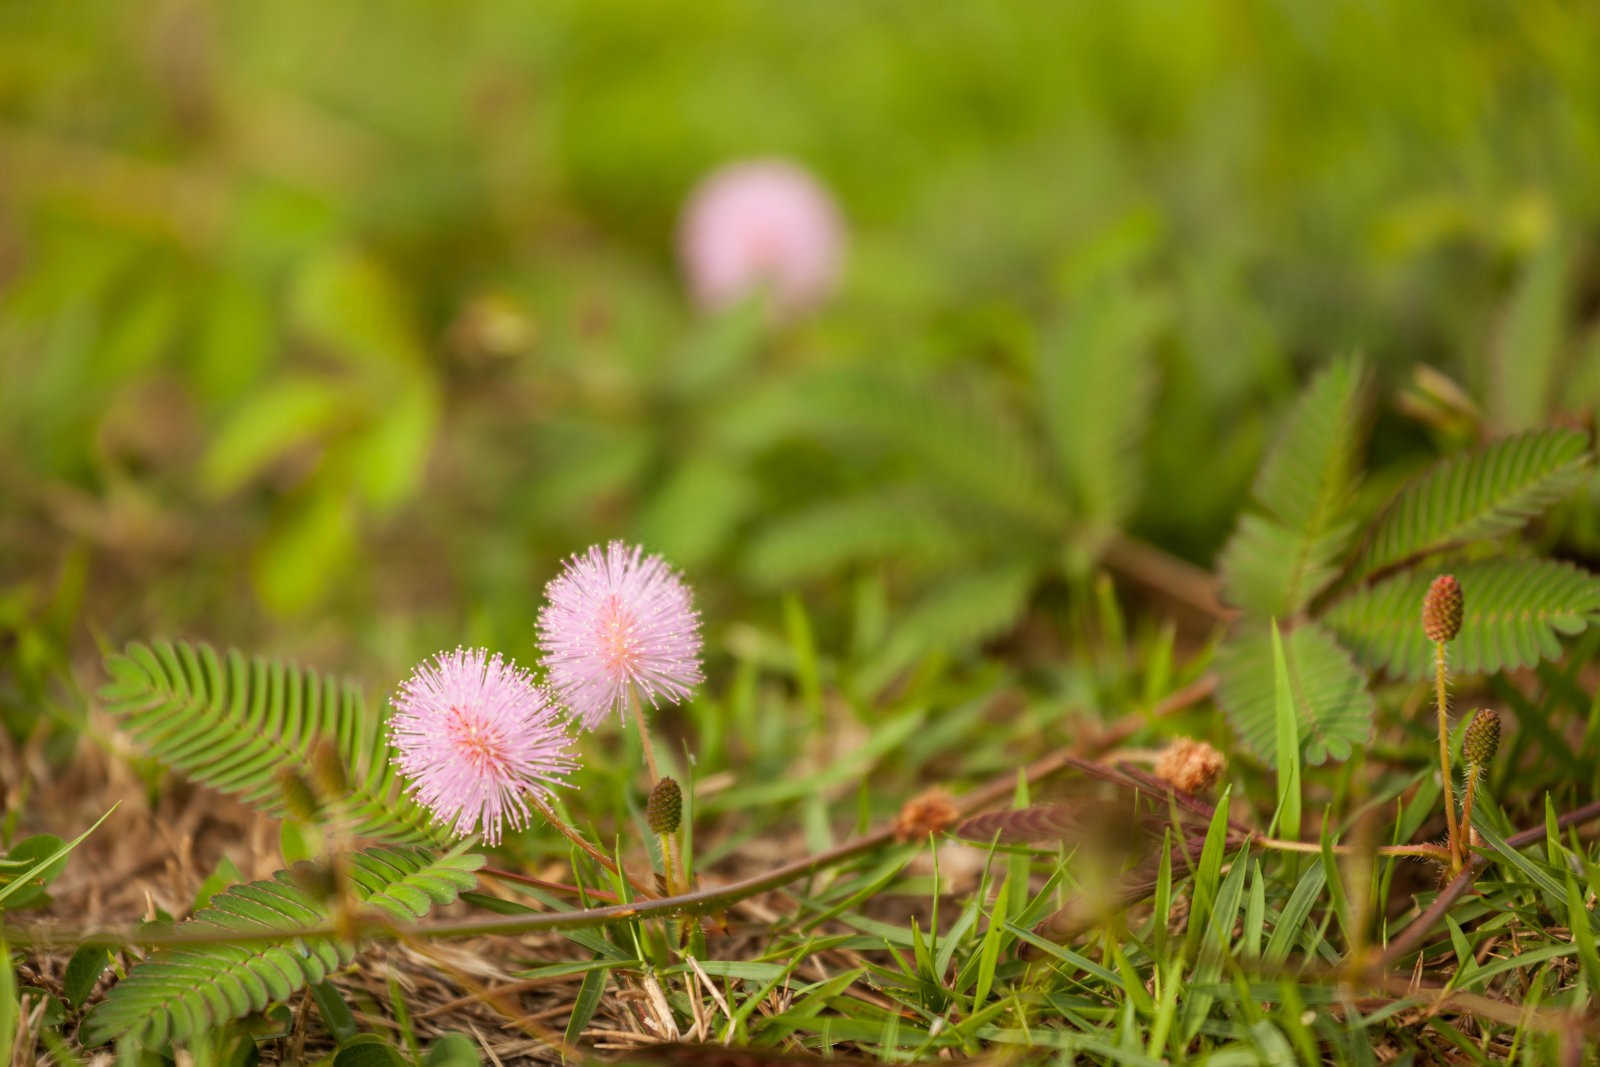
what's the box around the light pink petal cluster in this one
[389,648,576,845]
[537,541,704,729]
[677,158,844,316]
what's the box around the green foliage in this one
[85,845,483,1048]
[1357,428,1591,577]
[1216,623,1373,766]
[1218,357,1371,619]
[0,806,116,911]
[1485,241,1571,433]
[1322,558,1600,680]
[1269,622,1301,840]
[8,4,1600,1059]
[1037,282,1167,531]
[99,641,440,845]
[1214,356,1596,762]
[0,935,13,1067]
[741,490,966,587]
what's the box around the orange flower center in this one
[599,595,636,673]
[446,706,509,775]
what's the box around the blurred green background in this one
[5,0,1600,718]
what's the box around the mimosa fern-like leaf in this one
[1216,622,1373,767]
[1038,282,1167,529]
[1356,428,1590,578]
[84,845,482,1047]
[99,640,439,845]
[1322,558,1600,680]
[1218,357,1372,618]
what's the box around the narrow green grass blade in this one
[723,942,813,1044]
[782,593,823,730]
[1473,816,1567,910]
[1151,826,1173,958]
[1182,786,1232,962]
[1145,958,1181,1060]
[1318,814,1354,947]
[563,962,609,1057]
[1568,876,1600,997]
[1270,621,1301,840]
[971,869,1014,1011]
[0,803,117,908]
[934,895,980,981]
[1244,858,1266,960]
[1183,842,1250,1041]
[1264,863,1327,969]
[0,934,14,1067]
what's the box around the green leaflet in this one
[1357,428,1590,577]
[85,845,483,1048]
[1216,622,1373,766]
[99,640,441,845]
[741,488,968,587]
[1322,558,1600,680]
[1217,513,1358,621]
[751,364,1068,531]
[1038,281,1167,529]
[1250,357,1371,534]
[1486,243,1569,434]
[1218,357,1371,617]
[858,563,1038,692]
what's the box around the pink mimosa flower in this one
[677,158,845,315]
[537,541,704,729]
[389,648,576,845]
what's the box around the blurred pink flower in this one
[389,648,576,845]
[677,158,844,315]
[537,541,704,729]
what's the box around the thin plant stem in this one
[37,798,1600,955]
[0,684,1229,954]
[1433,641,1461,872]
[528,795,652,898]
[478,867,621,903]
[1253,836,1452,864]
[629,685,662,786]
[1376,798,1600,969]
[1458,766,1480,863]
[659,832,682,897]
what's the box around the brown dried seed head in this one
[893,789,959,842]
[1463,708,1501,767]
[1422,574,1463,643]
[646,776,682,835]
[1154,737,1227,793]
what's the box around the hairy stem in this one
[630,686,662,786]
[528,795,652,898]
[1433,641,1461,872]
[1253,836,1452,864]
[659,832,681,897]
[1458,767,1480,864]
[1377,798,1600,969]
[478,867,621,903]
[6,676,1223,953]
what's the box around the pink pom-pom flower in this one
[389,648,577,845]
[677,158,844,315]
[537,541,704,729]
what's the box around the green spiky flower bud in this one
[646,777,682,836]
[1463,708,1501,767]
[1422,574,1463,643]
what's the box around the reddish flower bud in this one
[1422,574,1463,643]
